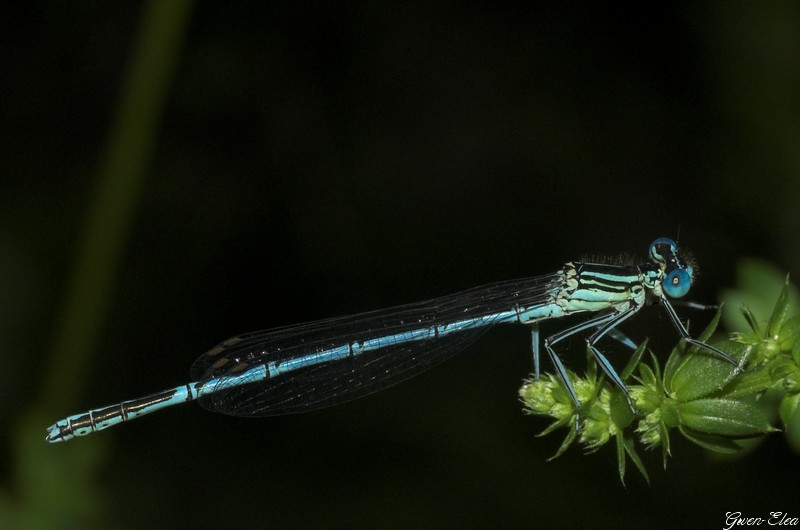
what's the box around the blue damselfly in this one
[45,237,736,443]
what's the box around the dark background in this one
[2,2,799,529]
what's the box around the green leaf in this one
[615,433,626,485]
[768,358,799,385]
[621,339,648,380]
[722,259,800,335]
[636,361,657,390]
[584,345,598,382]
[649,351,663,385]
[620,432,649,485]
[779,315,800,351]
[663,341,684,393]
[610,391,634,429]
[548,421,578,460]
[717,363,770,399]
[537,416,571,437]
[660,399,680,428]
[664,307,723,394]
[697,305,724,344]
[779,392,800,429]
[770,278,793,340]
[740,305,763,337]
[669,340,747,401]
[678,398,773,437]
[784,399,800,453]
[659,422,671,468]
[678,426,746,454]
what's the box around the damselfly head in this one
[649,237,696,298]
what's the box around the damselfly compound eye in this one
[663,268,691,298]
[648,237,678,264]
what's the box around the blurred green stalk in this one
[2,3,194,528]
[41,0,194,408]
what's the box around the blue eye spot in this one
[664,268,691,298]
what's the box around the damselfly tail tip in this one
[44,424,66,444]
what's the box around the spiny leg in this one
[659,296,740,368]
[529,323,636,381]
[584,306,642,413]
[541,311,621,426]
[671,300,718,311]
[531,324,541,379]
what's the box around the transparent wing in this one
[192,273,562,417]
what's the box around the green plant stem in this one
[39,0,194,409]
